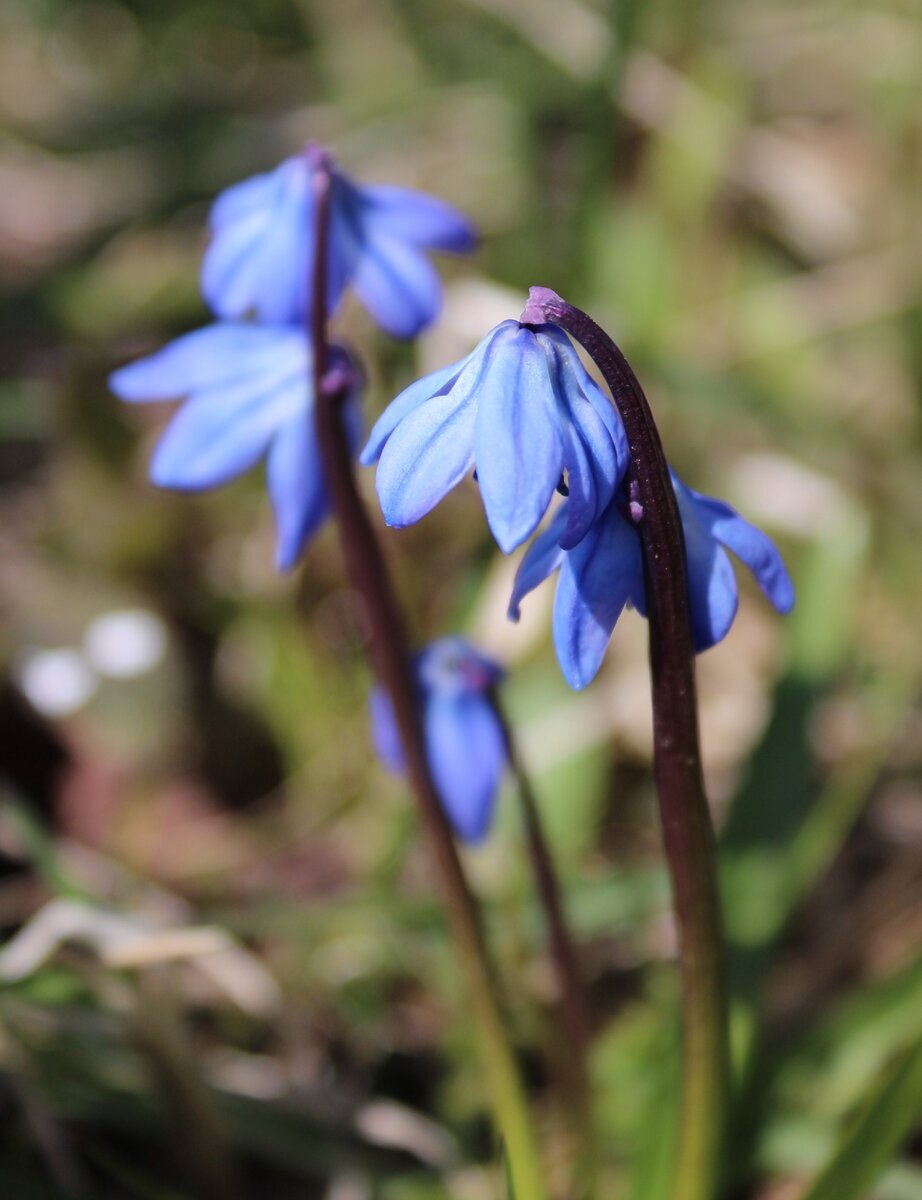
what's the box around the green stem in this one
[523,288,730,1200]
[308,147,546,1200]
[492,691,597,1194]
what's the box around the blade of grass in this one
[796,1034,922,1200]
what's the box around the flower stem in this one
[491,690,597,1190]
[522,287,730,1200]
[307,149,547,1200]
[491,694,592,1098]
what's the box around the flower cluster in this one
[370,638,507,843]
[110,145,474,568]
[363,320,794,689]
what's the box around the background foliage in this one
[1,0,921,1197]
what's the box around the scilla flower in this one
[509,473,794,690]
[370,638,506,844]
[201,145,476,338]
[109,323,361,570]
[361,321,630,554]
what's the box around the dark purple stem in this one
[522,287,729,1200]
[307,152,544,1197]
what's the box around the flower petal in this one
[374,351,489,526]
[369,685,406,774]
[552,508,642,689]
[351,232,443,339]
[150,374,305,491]
[110,324,307,402]
[360,351,475,466]
[359,184,477,252]
[507,505,569,620]
[425,692,506,843]
[267,416,330,571]
[690,493,795,615]
[678,491,740,651]
[474,327,564,554]
[527,324,630,550]
[209,167,279,230]
[201,158,327,323]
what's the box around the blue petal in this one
[150,374,306,491]
[374,349,489,526]
[267,415,329,571]
[425,692,506,843]
[417,637,504,695]
[369,686,405,773]
[677,488,739,651]
[110,324,307,402]
[689,491,795,615]
[209,167,279,230]
[201,158,331,324]
[552,507,642,689]
[351,232,443,339]
[359,184,477,252]
[507,506,569,620]
[359,350,476,466]
[541,329,628,549]
[474,327,564,554]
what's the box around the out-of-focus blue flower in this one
[509,473,795,690]
[201,148,476,338]
[370,637,506,844]
[361,321,630,554]
[109,323,361,570]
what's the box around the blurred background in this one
[1,0,921,1197]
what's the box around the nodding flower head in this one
[109,322,362,571]
[361,320,630,555]
[201,145,476,338]
[369,637,506,844]
[509,472,795,690]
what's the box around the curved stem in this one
[522,287,730,1200]
[307,149,546,1200]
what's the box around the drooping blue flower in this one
[361,321,630,554]
[509,473,795,690]
[109,323,361,570]
[201,147,476,338]
[369,637,506,844]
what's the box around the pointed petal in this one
[474,327,564,554]
[686,541,739,652]
[426,692,505,843]
[209,166,280,230]
[150,374,305,491]
[507,506,569,620]
[352,233,443,339]
[552,508,642,689]
[540,328,628,548]
[374,350,488,526]
[359,184,477,252]
[690,493,795,615]
[678,491,740,651]
[369,686,405,773]
[201,158,328,323]
[110,324,307,402]
[360,351,474,466]
[267,416,330,570]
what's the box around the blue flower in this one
[369,638,507,844]
[201,148,476,338]
[361,321,630,554]
[109,323,361,570]
[509,473,795,690]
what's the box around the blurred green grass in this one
[1,0,921,1196]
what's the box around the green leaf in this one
[797,1036,922,1200]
